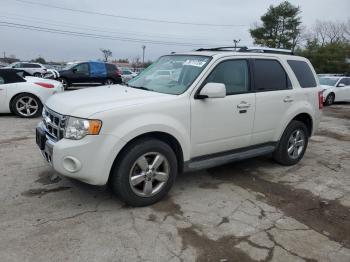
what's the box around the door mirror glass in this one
[198,83,226,99]
[338,83,346,87]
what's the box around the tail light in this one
[35,82,54,88]
[318,91,323,110]
[116,68,122,77]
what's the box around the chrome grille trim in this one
[42,107,66,141]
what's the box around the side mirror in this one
[72,68,77,73]
[337,83,345,87]
[197,83,226,99]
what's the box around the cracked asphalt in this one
[0,103,349,262]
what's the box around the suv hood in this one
[45,85,174,118]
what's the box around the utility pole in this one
[142,45,146,65]
[233,39,241,50]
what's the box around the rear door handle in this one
[283,96,294,103]
[237,101,251,109]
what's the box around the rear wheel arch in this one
[9,92,43,117]
[10,92,42,111]
[291,113,313,137]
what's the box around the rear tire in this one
[33,72,42,77]
[273,120,308,166]
[324,93,335,106]
[104,78,115,85]
[11,93,43,118]
[59,78,70,90]
[110,139,178,207]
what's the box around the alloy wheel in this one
[15,96,39,117]
[129,152,170,197]
[104,79,114,85]
[287,129,306,159]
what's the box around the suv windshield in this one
[127,55,211,95]
[319,77,340,86]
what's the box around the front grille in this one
[42,107,66,141]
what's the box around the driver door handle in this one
[283,96,294,103]
[237,101,251,109]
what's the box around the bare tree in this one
[311,20,347,46]
[343,19,350,41]
[100,48,112,62]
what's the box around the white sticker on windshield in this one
[183,59,207,67]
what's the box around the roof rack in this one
[196,46,294,55]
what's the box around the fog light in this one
[63,156,81,173]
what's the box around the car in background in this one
[319,76,350,105]
[43,64,63,79]
[58,61,122,89]
[121,69,137,83]
[6,62,47,77]
[0,69,63,118]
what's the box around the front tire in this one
[273,120,308,166]
[110,139,178,207]
[11,93,43,118]
[324,93,335,106]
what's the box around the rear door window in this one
[254,59,291,91]
[287,60,317,88]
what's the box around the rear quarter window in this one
[254,59,291,91]
[287,60,317,88]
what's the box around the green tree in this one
[296,42,350,74]
[32,57,46,64]
[250,1,302,51]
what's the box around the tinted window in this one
[0,76,4,84]
[74,63,89,74]
[106,63,116,72]
[206,60,249,95]
[22,63,34,68]
[288,60,317,88]
[254,59,290,91]
[0,71,26,83]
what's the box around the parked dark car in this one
[58,61,122,89]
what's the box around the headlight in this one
[64,117,102,140]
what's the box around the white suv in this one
[36,47,323,206]
[7,62,47,77]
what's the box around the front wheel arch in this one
[109,132,184,183]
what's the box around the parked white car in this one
[36,47,322,206]
[6,62,47,77]
[319,76,350,105]
[0,69,63,118]
[121,69,137,83]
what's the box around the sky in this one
[0,0,349,62]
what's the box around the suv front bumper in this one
[36,122,126,185]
